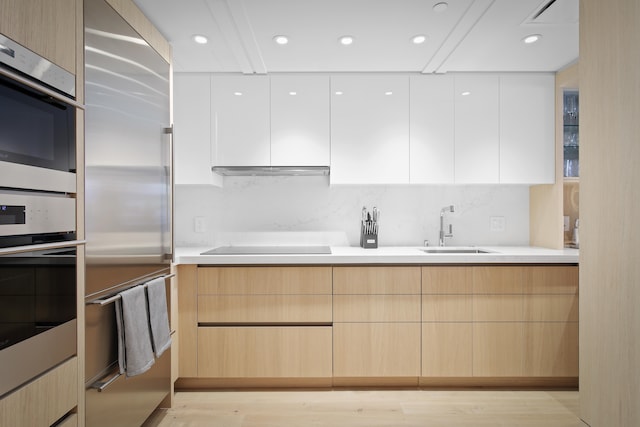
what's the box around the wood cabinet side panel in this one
[197,327,332,378]
[333,266,421,294]
[333,295,420,322]
[177,265,198,377]
[198,295,332,323]
[333,323,421,377]
[198,266,332,295]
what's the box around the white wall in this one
[175,176,530,248]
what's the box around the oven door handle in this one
[90,371,122,392]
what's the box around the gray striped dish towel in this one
[146,276,172,357]
[115,285,155,377]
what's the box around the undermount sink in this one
[420,248,492,254]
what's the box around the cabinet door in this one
[174,74,216,185]
[500,74,555,183]
[523,322,578,376]
[330,75,410,184]
[410,74,455,183]
[0,0,76,73]
[333,323,421,377]
[454,75,500,183]
[271,75,330,166]
[422,323,472,377]
[473,323,523,376]
[197,326,332,378]
[212,75,270,166]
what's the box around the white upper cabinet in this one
[499,74,555,184]
[270,75,330,166]
[174,73,220,185]
[212,75,270,166]
[330,75,410,184]
[410,75,455,183]
[454,75,500,184]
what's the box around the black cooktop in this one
[201,246,332,255]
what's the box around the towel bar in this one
[88,273,176,306]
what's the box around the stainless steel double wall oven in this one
[0,32,80,398]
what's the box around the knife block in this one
[360,224,378,249]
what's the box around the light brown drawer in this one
[422,266,473,294]
[198,295,332,323]
[473,266,524,294]
[474,295,524,321]
[524,294,579,322]
[333,266,421,294]
[197,326,332,377]
[0,357,77,427]
[422,295,473,322]
[198,266,332,295]
[523,266,579,294]
[473,323,524,377]
[334,295,420,322]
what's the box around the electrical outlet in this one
[194,216,206,233]
[490,216,506,232]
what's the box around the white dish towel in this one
[146,276,172,357]
[115,285,155,377]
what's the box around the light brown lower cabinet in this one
[0,357,78,427]
[422,265,579,380]
[179,264,578,386]
[333,323,421,377]
[197,326,332,377]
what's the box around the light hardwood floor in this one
[144,390,581,427]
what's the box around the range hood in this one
[212,166,330,176]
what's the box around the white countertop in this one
[175,245,579,265]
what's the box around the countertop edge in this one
[174,246,579,265]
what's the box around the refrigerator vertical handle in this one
[163,126,174,262]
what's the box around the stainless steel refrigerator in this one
[83,0,173,425]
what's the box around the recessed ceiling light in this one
[412,35,427,44]
[433,2,448,13]
[233,92,243,96]
[339,36,355,46]
[461,91,471,96]
[385,91,393,96]
[273,35,289,45]
[193,34,208,44]
[289,91,297,96]
[523,34,542,44]
[335,91,343,95]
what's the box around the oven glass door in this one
[0,246,76,351]
[0,73,75,173]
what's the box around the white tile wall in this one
[175,176,530,248]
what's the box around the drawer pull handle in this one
[90,371,121,392]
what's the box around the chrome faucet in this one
[439,205,454,246]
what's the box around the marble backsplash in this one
[175,176,530,248]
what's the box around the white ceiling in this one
[132,0,579,74]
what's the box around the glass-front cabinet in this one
[563,91,579,178]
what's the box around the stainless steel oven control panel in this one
[0,191,75,237]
